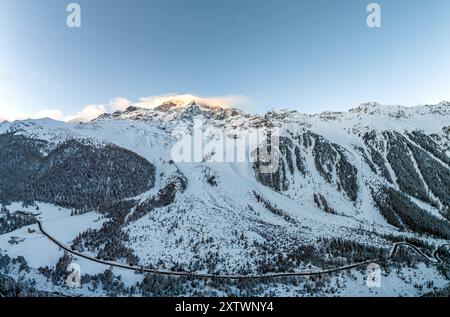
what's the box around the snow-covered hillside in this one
[0,100,449,296]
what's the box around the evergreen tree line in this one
[313,193,337,214]
[362,131,393,183]
[407,130,450,166]
[253,131,359,202]
[311,133,358,201]
[253,141,288,192]
[0,134,156,210]
[253,191,297,224]
[384,131,431,204]
[253,237,387,274]
[373,186,450,240]
[0,249,30,275]
[127,172,187,223]
[71,205,140,266]
[0,273,56,297]
[406,139,450,208]
[0,207,36,235]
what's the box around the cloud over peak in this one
[132,94,252,110]
[65,104,107,123]
[0,94,253,123]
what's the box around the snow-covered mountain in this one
[0,101,449,296]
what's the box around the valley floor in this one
[1,202,449,297]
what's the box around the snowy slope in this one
[0,100,449,296]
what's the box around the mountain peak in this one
[349,102,383,114]
[154,101,179,112]
[153,100,227,113]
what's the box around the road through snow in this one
[36,221,449,280]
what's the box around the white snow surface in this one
[0,101,449,296]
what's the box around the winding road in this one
[36,220,449,280]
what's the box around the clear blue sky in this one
[1,0,449,120]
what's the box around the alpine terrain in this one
[0,100,449,297]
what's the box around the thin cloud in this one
[134,94,253,109]
[65,104,107,123]
[0,107,28,122]
[0,94,254,123]
[0,105,105,123]
[32,109,65,121]
[109,97,132,112]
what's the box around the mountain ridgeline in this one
[0,101,449,276]
[254,123,450,239]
